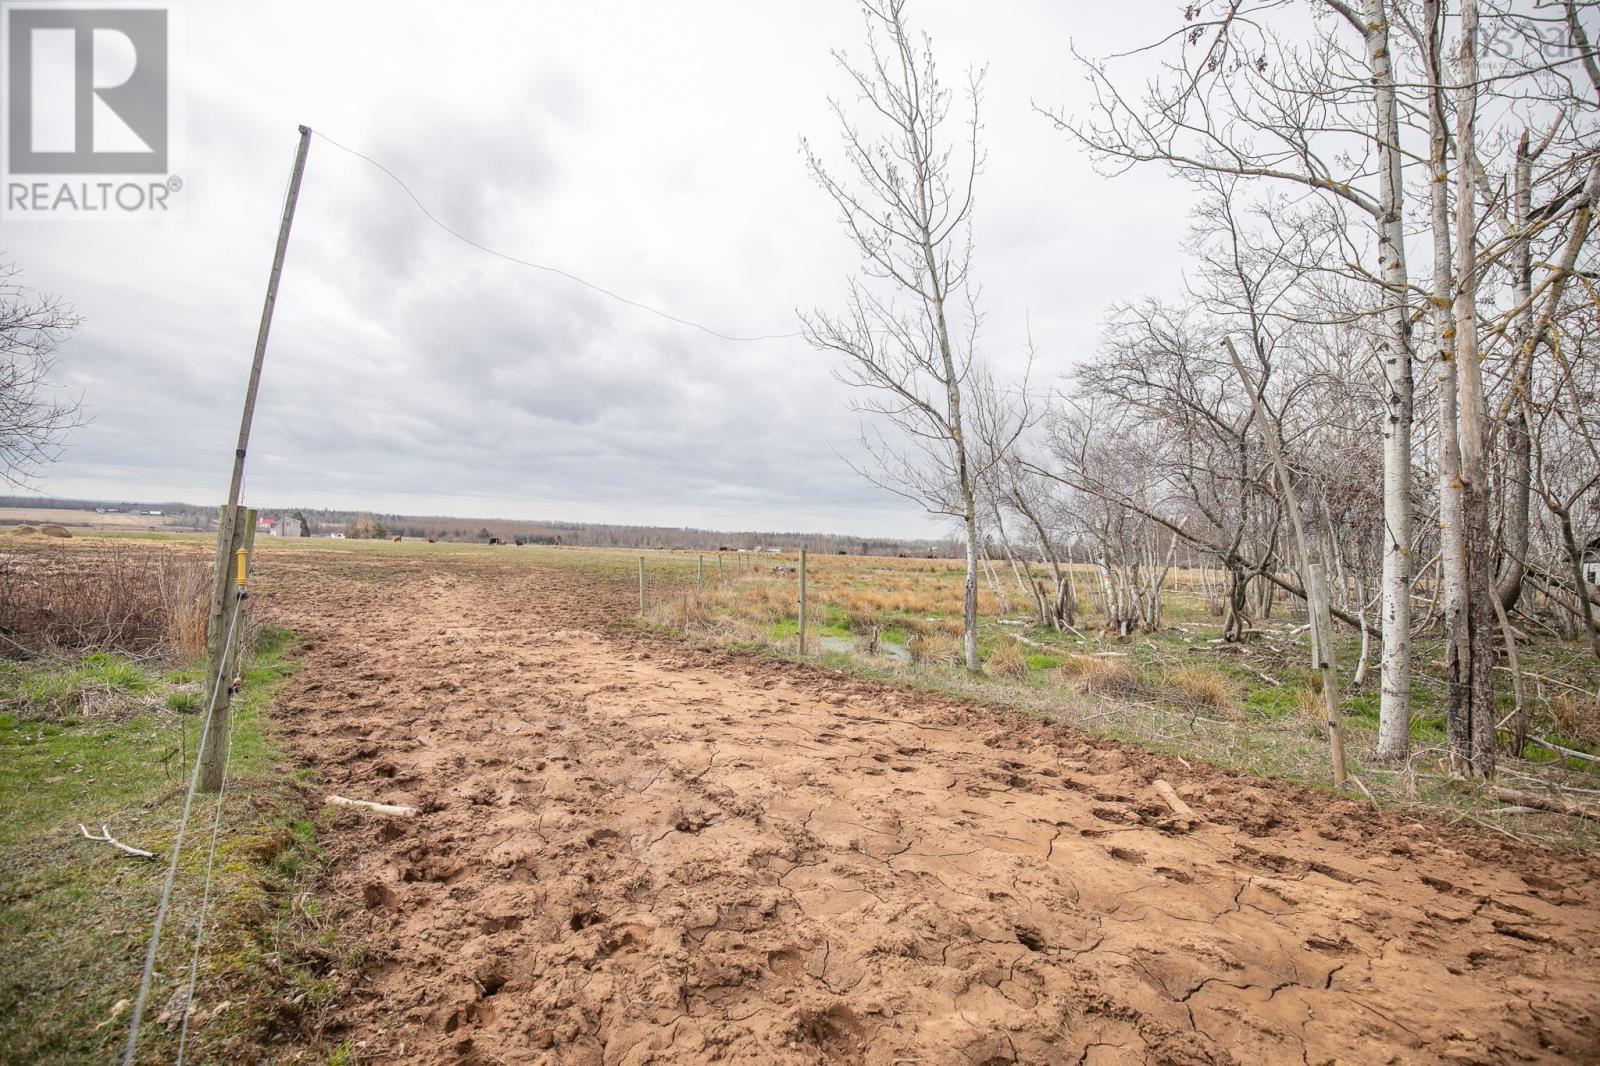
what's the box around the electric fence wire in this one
[312,130,806,343]
[174,472,254,1066]
[311,128,1047,400]
[173,623,246,1066]
[121,587,249,1066]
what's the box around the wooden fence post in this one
[639,556,646,614]
[798,548,808,656]
[717,553,723,581]
[199,505,252,792]
[697,554,704,590]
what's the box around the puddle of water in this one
[817,635,911,663]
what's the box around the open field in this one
[0,507,183,531]
[245,540,1599,1061]
[629,547,1600,842]
[4,535,1600,1063]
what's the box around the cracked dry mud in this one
[256,550,1600,1065]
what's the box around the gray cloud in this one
[10,1,1192,538]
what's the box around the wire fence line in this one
[174,650,247,1066]
[121,586,249,1066]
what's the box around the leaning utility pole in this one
[199,125,312,792]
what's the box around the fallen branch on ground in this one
[78,823,155,859]
[1152,779,1197,821]
[1490,787,1600,821]
[326,795,417,817]
[1527,736,1600,765]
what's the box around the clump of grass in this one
[984,640,1030,679]
[166,687,200,714]
[1550,691,1600,750]
[1054,653,1141,698]
[1167,664,1238,711]
[647,594,718,631]
[7,652,156,721]
[158,554,210,660]
[1292,683,1332,737]
[908,631,963,666]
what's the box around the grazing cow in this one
[393,535,402,542]
[488,537,502,545]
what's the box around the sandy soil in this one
[256,550,1600,1065]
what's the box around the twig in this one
[326,795,417,817]
[78,823,155,860]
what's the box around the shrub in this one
[0,546,210,660]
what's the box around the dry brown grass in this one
[1053,654,1145,699]
[1551,691,1600,748]
[1292,684,1326,725]
[1168,664,1238,710]
[158,555,211,660]
[984,640,1030,679]
[0,545,210,660]
[909,631,964,667]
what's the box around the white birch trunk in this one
[1425,0,1468,763]
[1452,0,1497,777]
[1363,0,1416,760]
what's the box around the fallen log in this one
[1490,787,1600,821]
[326,795,417,817]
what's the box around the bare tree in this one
[0,261,84,486]
[1044,0,1420,757]
[802,0,1024,671]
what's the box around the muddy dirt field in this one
[256,549,1600,1065]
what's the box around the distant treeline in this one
[0,496,214,530]
[290,508,951,556]
[1,496,950,556]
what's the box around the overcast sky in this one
[8,1,1193,538]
